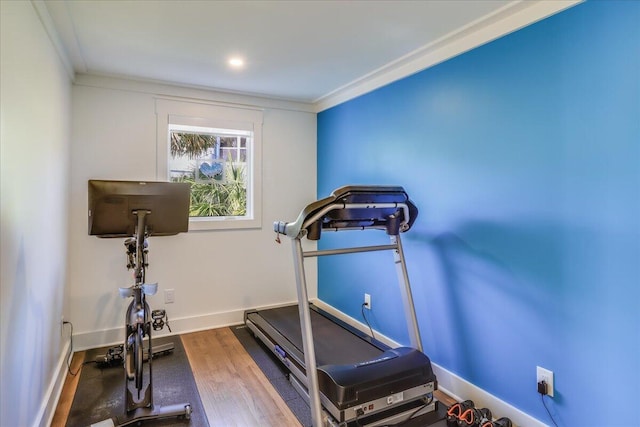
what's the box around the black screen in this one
[88,180,191,237]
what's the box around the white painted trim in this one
[37,339,71,427]
[314,0,582,112]
[72,300,299,351]
[312,299,547,427]
[30,0,75,80]
[73,74,316,113]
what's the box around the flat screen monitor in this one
[88,180,191,237]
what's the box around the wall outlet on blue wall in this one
[364,293,371,310]
[536,366,554,397]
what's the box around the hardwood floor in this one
[51,351,86,427]
[52,327,454,426]
[181,328,300,426]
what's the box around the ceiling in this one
[42,0,577,106]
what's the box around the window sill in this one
[188,216,261,231]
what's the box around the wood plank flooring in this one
[181,328,300,426]
[52,326,454,426]
[51,350,86,427]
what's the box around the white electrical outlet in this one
[165,289,175,304]
[536,366,554,397]
[364,293,371,309]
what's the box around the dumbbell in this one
[447,400,475,427]
[481,417,513,427]
[458,407,492,427]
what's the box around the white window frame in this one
[156,98,263,231]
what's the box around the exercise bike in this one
[120,210,191,417]
[88,179,192,427]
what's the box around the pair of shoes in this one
[480,417,512,427]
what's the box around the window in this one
[156,99,263,230]
[169,124,251,217]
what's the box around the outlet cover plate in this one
[165,289,175,304]
[536,366,554,397]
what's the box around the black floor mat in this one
[66,335,208,427]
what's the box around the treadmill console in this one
[274,185,418,240]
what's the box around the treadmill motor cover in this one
[317,347,436,410]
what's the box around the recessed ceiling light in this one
[228,57,244,69]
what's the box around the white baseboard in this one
[37,338,71,427]
[73,309,246,350]
[73,300,299,351]
[312,299,546,427]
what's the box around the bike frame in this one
[124,210,153,411]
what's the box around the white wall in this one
[0,2,72,426]
[67,76,318,348]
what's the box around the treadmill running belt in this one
[256,305,382,366]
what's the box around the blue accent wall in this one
[317,1,639,424]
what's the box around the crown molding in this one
[30,0,76,80]
[314,0,582,113]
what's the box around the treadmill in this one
[245,185,443,427]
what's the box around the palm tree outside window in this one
[168,124,250,218]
